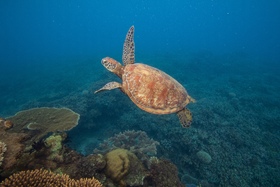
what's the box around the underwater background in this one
[0,0,280,186]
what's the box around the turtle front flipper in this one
[177,108,192,128]
[122,26,135,65]
[94,82,122,94]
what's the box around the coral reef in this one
[0,107,185,187]
[1,52,279,186]
[7,107,80,140]
[0,141,7,167]
[0,168,103,187]
[0,108,80,178]
[94,130,159,161]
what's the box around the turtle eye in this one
[101,59,108,66]
[101,58,116,71]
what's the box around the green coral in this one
[44,134,63,161]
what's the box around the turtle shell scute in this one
[122,63,189,114]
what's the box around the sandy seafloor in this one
[0,51,279,186]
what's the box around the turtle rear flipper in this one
[94,82,122,94]
[177,108,192,128]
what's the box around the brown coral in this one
[77,154,106,179]
[148,159,185,187]
[0,118,13,130]
[105,148,130,184]
[7,107,80,140]
[0,168,103,187]
[0,141,7,167]
[3,120,13,130]
[0,118,5,126]
[0,128,27,170]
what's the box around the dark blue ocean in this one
[1,1,280,186]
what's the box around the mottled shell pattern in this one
[122,63,189,114]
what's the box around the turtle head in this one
[101,57,123,78]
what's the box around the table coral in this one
[7,107,80,140]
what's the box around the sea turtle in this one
[95,26,195,127]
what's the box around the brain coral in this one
[105,148,130,184]
[0,168,103,187]
[104,148,147,187]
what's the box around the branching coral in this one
[0,168,103,187]
[0,141,7,167]
[94,130,159,161]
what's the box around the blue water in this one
[1,1,280,186]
